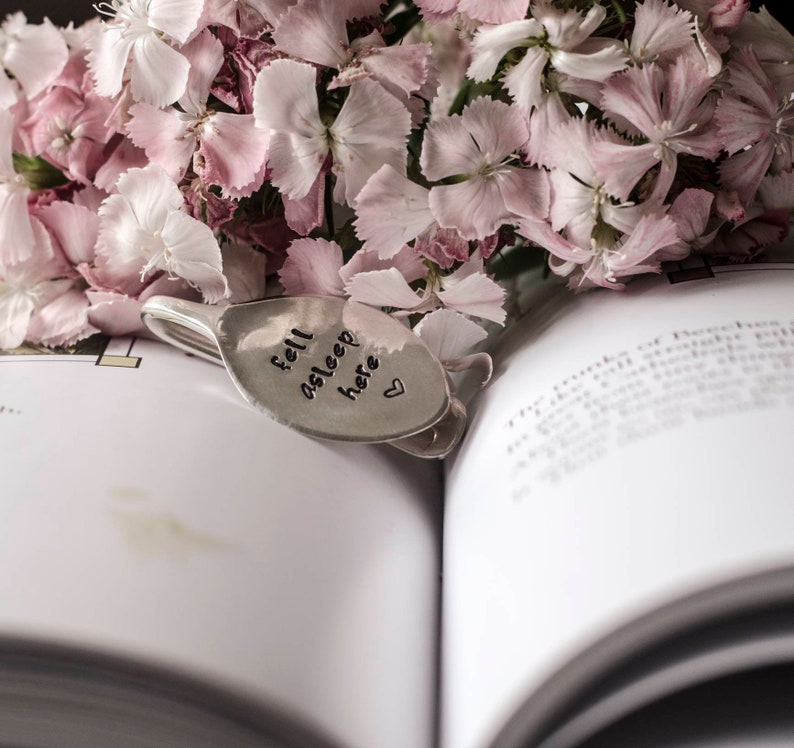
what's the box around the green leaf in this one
[12,152,69,190]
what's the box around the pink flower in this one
[592,58,720,203]
[421,97,548,240]
[345,251,506,324]
[126,30,269,196]
[199,0,285,37]
[536,116,642,243]
[23,85,115,185]
[0,222,87,349]
[253,58,411,205]
[273,0,431,100]
[716,47,794,204]
[519,213,679,290]
[730,7,794,91]
[354,164,436,259]
[663,188,717,258]
[468,5,626,112]
[278,237,425,297]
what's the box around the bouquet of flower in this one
[1,0,792,366]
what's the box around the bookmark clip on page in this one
[141,295,467,458]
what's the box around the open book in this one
[2,242,794,747]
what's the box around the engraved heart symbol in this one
[384,378,405,398]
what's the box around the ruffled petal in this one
[254,59,324,136]
[178,29,225,114]
[467,19,540,82]
[357,40,430,96]
[267,129,328,201]
[503,46,548,112]
[161,210,229,303]
[345,267,423,310]
[550,42,627,83]
[630,0,694,63]
[436,271,506,324]
[591,140,659,201]
[0,184,36,265]
[147,0,205,44]
[413,308,487,362]
[115,165,184,233]
[36,201,99,265]
[126,103,196,182]
[278,237,345,296]
[429,178,511,240]
[86,24,134,99]
[499,166,549,221]
[282,172,325,234]
[421,111,485,181]
[0,283,35,349]
[27,288,96,348]
[461,96,529,162]
[330,78,411,204]
[272,0,350,68]
[458,0,529,23]
[340,246,427,285]
[130,34,190,107]
[2,17,69,99]
[548,169,596,233]
[199,113,270,193]
[354,165,434,258]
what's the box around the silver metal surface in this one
[141,296,463,455]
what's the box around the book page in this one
[442,254,794,748]
[0,337,442,748]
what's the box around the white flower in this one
[0,12,68,107]
[87,0,203,107]
[95,165,229,303]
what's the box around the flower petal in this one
[279,237,345,296]
[354,165,434,258]
[0,283,35,349]
[345,267,423,310]
[126,103,196,182]
[199,113,270,193]
[413,308,487,362]
[2,17,69,99]
[503,46,549,111]
[130,34,191,107]
[467,19,540,82]
[272,0,350,68]
[436,270,506,324]
[86,24,134,99]
[147,0,204,44]
[161,210,229,302]
[178,29,225,114]
[36,201,99,266]
[27,288,96,348]
[429,178,512,240]
[330,78,411,204]
[253,59,324,135]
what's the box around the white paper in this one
[442,261,794,748]
[0,337,442,748]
